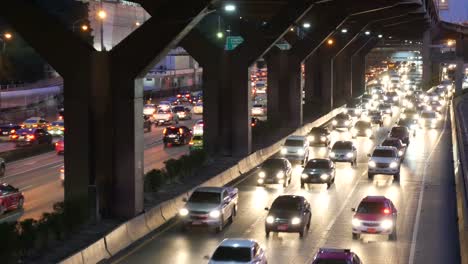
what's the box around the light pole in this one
[0,33,12,53]
[97,9,107,51]
[72,18,89,32]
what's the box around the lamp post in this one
[97,9,107,51]
[0,33,12,53]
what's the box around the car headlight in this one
[308,135,314,141]
[258,171,266,178]
[209,210,221,218]
[401,113,406,119]
[437,106,442,111]
[343,109,348,113]
[297,149,305,155]
[352,218,361,227]
[266,215,275,224]
[365,129,372,136]
[332,120,338,125]
[389,161,398,168]
[320,174,329,180]
[384,96,388,100]
[368,160,376,168]
[398,150,404,156]
[329,152,336,157]
[320,136,326,141]
[346,152,354,158]
[386,109,391,113]
[351,128,357,135]
[381,219,393,229]
[301,173,308,179]
[434,96,439,101]
[291,217,301,225]
[280,148,287,155]
[393,96,398,101]
[179,208,189,216]
[276,171,285,179]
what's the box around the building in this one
[436,0,468,24]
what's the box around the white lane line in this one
[20,185,34,192]
[4,161,64,179]
[51,163,64,168]
[408,106,448,264]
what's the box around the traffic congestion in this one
[116,60,457,264]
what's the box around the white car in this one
[367,146,401,181]
[193,102,203,114]
[251,104,266,116]
[143,104,157,116]
[419,110,440,129]
[193,120,204,135]
[158,101,172,110]
[208,239,267,264]
[280,135,309,164]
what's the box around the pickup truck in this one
[179,186,238,232]
[153,108,178,126]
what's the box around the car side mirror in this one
[182,197,187,202]
[351,208,356,212]
[264,207,269,211]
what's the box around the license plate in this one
[192,221,202,225]
[367,228,376,233]
[277,224,288,231]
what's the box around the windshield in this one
[285,139,303,147]
[372,149,395,157]
[253,104,264,108]
[391,127,407,134]
[192,135,202,141]
[189,191,220,204]
[311,127,326,134]
[144,104,155,109]
[357,201,385,214]
[382,140,400,148]
[305,160,330,169]
[421,112,436,118]
[211,246,251,262]
[369,111,381,116]
[157,109,170,114]
[173,106,184,112]
[336,114,349,119]
[271,197,302,211]
[332,142,352,150]
[262,159,284,169]
[355,121,370,129]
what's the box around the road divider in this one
[0,143,54,163]
[60,105,344,264]
[451,98,468,264]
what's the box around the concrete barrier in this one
[59,251,84,264]
[159,199,178,220]
[81,238,110,264]
[145,205,166,230]
[104,224,132,256]
[126,214,151,242]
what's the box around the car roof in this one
[17,128,37,133]
[219,238,256,248]
[194,187,224,193]
[287,135,305,140]
[307,158,331,163]
[374,146,397,151]
[362,195,389,202]
[315,248,353,260]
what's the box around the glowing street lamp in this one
[97,10,107,51]
[216,31,224,39]
[81,25,89,31]
[224,4,236,12]
[327,39,334,45]
[378,34,383,38]
[98,10,107,20]
[4,33,12,40]
[364,31,371,35]
[303,22,311,29]
[341,28,348,33]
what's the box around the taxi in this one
[47,120,65,136]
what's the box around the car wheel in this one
[215,218,224,233]
[306,217,311,229]
[326,182,332,189]
[389,227,397,241]
[0,165,5,177]
[300,182,305,188]
[352,233,360,240]
[18,198,24,209]
[394,173,400,181]
[265,229,270,238]
[368,173,374,180]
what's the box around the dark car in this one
[331,113,352,130]
[11,128,52,147]
[0,183,24,215]
[308,127,330,146]
[177,90,191,102]
[381,138,407,159]
[265,195,312,238]
[256,158,292,187]
[389,126,410,145]
[311,248,363,264]
[384,91,399,104]
[251,117,259,127]
[397,118,418,135]
[0,123,21,136]
[301,159,336,189]
[351,121,373,139]
[172,106,192,120]
[163,126,192,147]
[143,115,152,133]
[368,110,383,126]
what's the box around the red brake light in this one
[189,142,194,145]
[185,94,190,98]
[383,208,391,214]
[179,128,183,134]
[177,94,182,98]
[27,135,35,140]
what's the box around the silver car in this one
[329,141,357,166]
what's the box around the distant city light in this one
[81,25,89,31]
[327,39,334,45]
[135,21,141,26]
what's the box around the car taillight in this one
[27,135,35,140]
[383,208,391,214]
[60,168,65,173]
[177,94,182,98]
[163,128,167,134]
[185,94,190,98]
[11,135,18,139]
[10,129,15,133]
[179,128,183,134]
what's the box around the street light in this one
[98,10,107,20]
[327,39,334,45]
[378,34,383,38]
[4,33,12,40]
[447,39,455,46]
[0,32,12,53]
[364,31,371,35]
[135,21,141,27]
[97,9,107,51]
[341,28,348,33]
[81,25,89,31]
[303,22,311,28]
[216,31,224,39]
[224,4,236,12]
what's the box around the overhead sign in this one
[225,36,244,50]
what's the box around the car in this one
[189,135,203,151]
[426,100,443,113]
[179,186,238,232]
[177,90,191,102]
[256,158,292,187]
[279,135,310,164]
[157,101,172,110]
[153,108,179,126]
[400,108,419,120]
[351,121,373,139]
[251,104,267,117]
[0,183,24,215]
[163,126,192,147]
[378,103,393,117]
[172,106,192,120]
[301,158,336,189]
[0,157,5,177]
[329,141,357,166]
[143,104,157,116]
[397,118,419,135]
[11,128,52,147]
[366,110,384,126]
[424,92,440,103]
[311,248,363,264]
[265,195,311,237]
[59,166,65,184]
[193,120,203,135]
[351,196,398,240]
[143,115,152,132]
[47,120,65,136]
[307,127,330,146]
[208,239,267,264]
[344,99,362,118]
[251,117,259,127]
[367,146,401,180]
[381,138,407,159]
[419,110,440,129]
[331,113,353,130]
[21,117,48,129]
[0,123,21,137]
[384,91,399,104]
[193,102,203,114]
[389,126,410,145]
[55,139,64,155]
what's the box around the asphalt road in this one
[108,106,460,264]
[0,115,201,221]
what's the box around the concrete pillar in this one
[265,48,287,125]
[201,64,222,155]
[351,54,366,96]
[303,53,323,118]
[455,59,464,92]
[422,29,432,89]
[318,50,333,112]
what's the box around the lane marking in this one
[20,185,34,192]
[408,106,448,264]
[4,161,64,179]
